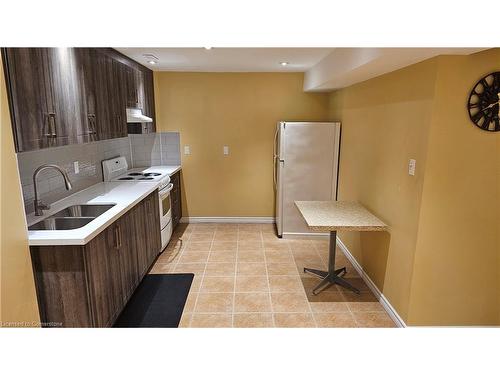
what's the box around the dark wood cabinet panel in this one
[46,48,88,146]
[85,224,123,327]
[2,47,156,152]
[3,49,57,151]
[142,69,156,132]
[30,190,161,327]
[111,59,129,139]
[75,48,102,143]
[117,210,139,301]
[132,192,161,280]
[170,171,182,229]
[30,245,92,327]
[146,192,161,264]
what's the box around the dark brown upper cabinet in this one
[2,47,156,152]
[143,69,156,126]
[2,48,86,151]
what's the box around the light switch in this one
[74,161,79,174]
[408,159,416,176]
[223,145,229,155]
[184,145,191,155]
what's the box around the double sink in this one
[28,204,115,231]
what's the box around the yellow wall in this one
[328,59,439,322]
[329,49,500,326]
[408,51,500,325]
[154,72,330,217]
[0,62,40,326]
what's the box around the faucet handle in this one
[39,202,50,210]
[34,200,50,216]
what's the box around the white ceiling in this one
[116,47,485,91]
[303,48,485,91]
[116,48,333,72]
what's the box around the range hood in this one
[126,108,153,123]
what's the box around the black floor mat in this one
[114,273,194,328]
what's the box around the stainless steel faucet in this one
[33,164,73,216]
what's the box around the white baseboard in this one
[282,232,329,240]
[336,237,407,328]
[179,216,275,224]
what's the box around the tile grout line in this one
[262,227,276,328]
[231,227,239,327]
[292,240,319,328]
[187,224,216,327]
[171,226,193,326]
[161,224,390,328]
[313,239,359,327]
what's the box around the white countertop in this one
[295,201,388,232]
[27,165,181,246]
[142,165,182,176]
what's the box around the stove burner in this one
[139,177,154,180]
[128,172,143,176]
[119,177,134,180]
[143,172,161,177]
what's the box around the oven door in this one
[159,183,173,230]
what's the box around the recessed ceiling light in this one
[143,54,159,65]
[280,61,289,66]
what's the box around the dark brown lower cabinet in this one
[30,190,161,327]
[170,171,182,229]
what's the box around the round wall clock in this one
[467,72,500,132]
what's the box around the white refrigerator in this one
[274,121,341,237]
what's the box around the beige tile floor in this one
[149,223,396,328]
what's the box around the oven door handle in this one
[159,183,174,197]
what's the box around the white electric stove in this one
[102,156,173,252]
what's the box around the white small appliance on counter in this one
[102,156,173,252]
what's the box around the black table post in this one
[304,230,360,295]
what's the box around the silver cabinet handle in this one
[87,114,97,138]
[44,112,57,138]
[114,225,121,249]
[118,224,122,248]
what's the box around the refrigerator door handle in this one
[273,155,278,189]
[273,125,279,158]
[273,156,284,189]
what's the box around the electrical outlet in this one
[223,145,229,155]
[408,159,416,176]
[74,161,79,174]
[184,145,191,155]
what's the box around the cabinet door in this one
[91,49,115,141]
[125,65,138,108]
[116,210,139,303]
[45,48,88,147]
[148,192,161,263]
[133,197,150,279]
[132,192,160,279]
[30,245,93,327]
[171,172,182,229]
[111,59,128,138]
[3,48,53,152]
[85,225,123,327]
[75,48,99,143]
[142,69,156,131]
[136,69,145,110]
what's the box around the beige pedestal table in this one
[295,201,388,295]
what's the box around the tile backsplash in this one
[17,132,181,214]
[129,132,181,167]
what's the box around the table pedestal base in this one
[304,231,360,295]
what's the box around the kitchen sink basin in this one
[29,217,95,231]
[28,204,116,230]
[50,204,115,218]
